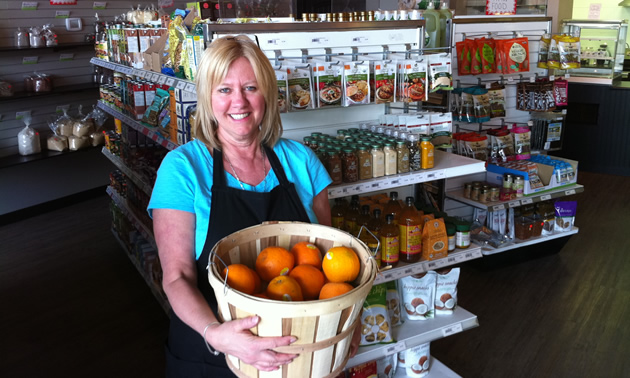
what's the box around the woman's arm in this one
[154,208,297,371]
[312,189,331,226]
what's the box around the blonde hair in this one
[194,35,282,150]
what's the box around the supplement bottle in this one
[384,142,397,175]
[420,137,434,169]
[380,214,400,268]
[399,196,423,263]
[383,191,403,224]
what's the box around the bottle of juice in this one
[330,198,346,230]
[420,137,435,169]
[380,214,400,268]
[383,191,403,225]
[399,196,423,263]
[423,2,440,49]
[438,2,452,48]
[344,198,361,235]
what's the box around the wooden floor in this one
[1,171,628,377]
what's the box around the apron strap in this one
[264,145,291,188]
[212,148,227,188]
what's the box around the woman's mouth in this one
[230,113,250,120]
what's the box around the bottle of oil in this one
[380,214,400,268]
[398,196,423,263]
[438,2,452,49]
[383,191,403,225]
[344,198,360,235]
[330,198,346,230]
[423,2,440,49]
[356,204,372,234]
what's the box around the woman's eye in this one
[218,87,230,94]
[245,86,257,91]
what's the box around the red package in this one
[501,37,530,74]
[470,39,482,75]
[348,360,377,378]
[456,40,471,75]
[477,37,497,74]
[553,79,568,106]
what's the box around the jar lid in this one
[357,145,368,150]
[455,222,471,232]
[446,223,456,235]
[371,143,382,148]
[342,147,355,153]
[421,137,431,141]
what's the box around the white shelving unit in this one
[347,307,478,369]
[482,227,579,256]
[395,357,462,378]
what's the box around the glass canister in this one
[396,140,410,174]
[513,175,525,198]
[408,134,421,171]
[357,145,373,180]
[341,147,359,183]
[383,142,397,175]
[326,150,343,185]
[371,144,385,178]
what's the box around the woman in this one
[148,36,335,376]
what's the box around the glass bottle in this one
[326,150,343,185]
[371,144,385,178]
[396,140,410,174]
[408,134,421,171]
[420,137,434,169]
[383,142,397,176]
[383,191,403,224]
[357,145,373,180]
[366,208,383,267]
[399,196,422,263]
[341,147,359,183]
[356,204,371,235]
[380,214,400,268]
[344,198,361,235]
[330,198,346,231]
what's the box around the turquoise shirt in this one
[148,138,332,260]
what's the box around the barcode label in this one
[427,262,437,269]
[493,205,504,211]
[521,198,533,205]
[404,268,414,275]
[385,341,407,355]
[176,81,187,90]
[384,273,393,280]
[508,201,520,208]
[166,78,175,86]
[447,257,456,264]
[441,323,463,337]
[541,194,552,201]
[185,83,196,92]
[465,253,473,259]
[565,189,576,196]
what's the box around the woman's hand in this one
[206,316,298,371]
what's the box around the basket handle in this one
[357,225,380,260]
[271,316,360,354]
[208,249,231,296]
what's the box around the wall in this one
[571,0,630,20]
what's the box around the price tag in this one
[508,201,520,208]
[185,83,196,92]
[371,182,381,189]
[441,322,463,337]
[464,252,474,259]
[22,56,38,65]
[166,78,176,86]
[16,111,32,120]
[151,133,159,142]
[426,172,437,180]
[151,73,160,82]
[446,256,457,265]
[521,198,533,205]
[93,2,107,9]
[176,81,187,90]
[383,272,394,281]
[141,128,150,136]
[55,10,70,18]
[565,73,571,78]
[485,83,492,89]
[385,341,407,356]
[540,194,552,201]
[565,189,576,196]
[549,75,555,81]
[529,76,536,83]
[22,2,38,10]
[403,267,414,275]
[412,264,425,274]
[56,104,70,113]
[426,261,438,270]
[158,75,167,84]
[492,204,505,211]
[59,53,74,61]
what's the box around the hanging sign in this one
[21,2,38,10]
[486,0,517,16]
[93,1,107,9]
[51,0,77,4]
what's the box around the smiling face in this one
[211,56,266,144]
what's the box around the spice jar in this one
[455,222,471,249]
[357,145,372,180]
[489,187,500,202]
[383,142,397,176]
[479,187,489,203]
[446,222,456,252]
[326,150,343,185]
[503,173,513,189]
[471,183,481,201]
[396,140,410,173]
[463,183,472,199]
[408,134,421,171]
[371,144,385,178]
[341,147,359,183]
[420,137,434,169]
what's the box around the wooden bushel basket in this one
[208,222,378,378]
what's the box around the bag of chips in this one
[360,283,395,346]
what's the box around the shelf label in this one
[441,322,463,337]
[412,264,425,274]
[508,201,520,208]
[184,83,196,92]
[158,75,167,84]
[426,261,438,270]
[175,81,187,90]
[22,56,38,65]
[446,256,457,265]
[16,110,31,120]
[549,75,555,81]
[521,198,533,205]
[151,73,160,82]
[464,252,474,259]
[93,1,107,10]
[565,189,576,196]
[56,104,70,113]
[403,267,414,275]
[540,194,552,201]
[492,204,505,211]
[59,53,74,61]
[22,2,38,10]
[529,76,536,83]
[166,78,176,86]
[384,341,407,356]
[55,11,70,18]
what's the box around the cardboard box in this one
[173,88,197,103]
[486,157,578,196]
[142,33,168,73]
[176,102,196,118]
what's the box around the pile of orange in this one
[221,241,361,301]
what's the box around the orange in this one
[319,282,354,300]
[289,264,325,301]
[255,246,295,282]
[221,264,257,295]
[322,246,360,283]
[266,276,304,301]
[290,242,322,269]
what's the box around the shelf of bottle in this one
[327,151,486,199]
[373,245,482,285]
[107,185,156,250]
[446,183,584,212]
[102,147,154,197]
[90,58,197,94]
[97,101,179,151]
[347,307,478,369]
[110,228,171,315]
[481,227,579,255]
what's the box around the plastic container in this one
[515,216,534,240]
[438,2,452,48]
[399,196,422,263]
[423,2,440,49]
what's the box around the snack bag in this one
[556,34,581,70]
[287,65,314,111]
[487,82,507,118]
[455,40,471,75]
[376,353,397,378]
[314,61,343,108]
[477,37,496,74]
[360,283,394,346]
[428,53,453,92]
[435,267,460,315]
[17,114,41,156]
[404,342,431,378]
[372,60,397,104]
[554,201,577,232]
[401,59,428,102]
[343,61,370,106]
[421,218,448,260]
[471,86,492,123]
[400,272,437,321]
[503,37,530,74]
[513,126,532,160]
[470,38,482,75]
[537,34,551,69]
[386,280,402,327]
[547,36,560,69]
[554,79,569,106]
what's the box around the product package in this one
[372,60,397,104]
[422,218,448,261]
[376,353,397,378]
[428,53,453,92]
[17,114,41,156]
[288,65,314,110]
[487,82,507,118]
[554,201,577,232]
[360,283,394,346]
[400,59,428,103]
[537,34,551,69]
[343,61,370,106]
[314,61,343,108]
[512,126,532,160]
[404,342,431,378]
[275,68,288,113]
[400,272,437,321]
[386,280,402,327]
[435,267,460,315]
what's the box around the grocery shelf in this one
[0,42,94,52]
[374,245,483,285]
[110,228,171,315]
[481,227,579,256]
[347,307,478,369]
[392,357,461,378]
[90,58,197,94]
[328,151,486,199]
[446,183,584,212]
[0,83,99,102]
[106,186,157,250]
[101,147,153,196]
[97,101,179,151]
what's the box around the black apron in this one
[165,145,311,377]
